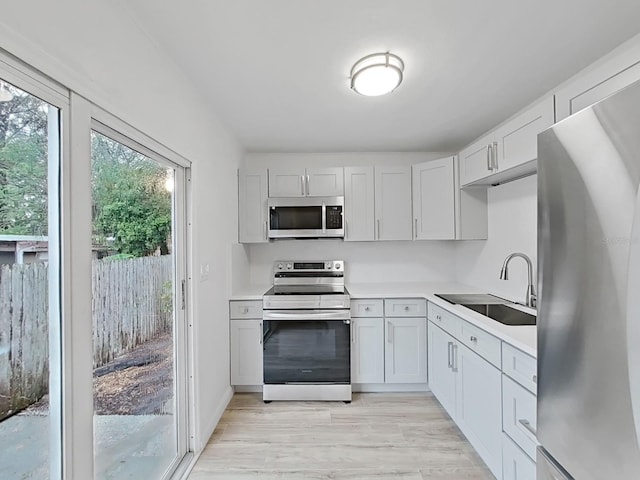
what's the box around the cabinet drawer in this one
[503,374,538,460]
[384,298,426,317]
[459,320,501,368]
[502,342,537,394]
[502,434,536,480]
[351,299,384,317]
[427,302,462,338]
[229,300,263,319]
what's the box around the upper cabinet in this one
[413,157,487,240]
[344,166,375,241]
[412,157,455,240]
[555,37,640,121]
[268,167,344,197]
[459,96,555,187]
[238,168,268,243]
[374,166,413,241]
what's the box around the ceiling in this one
[124,0,640,153]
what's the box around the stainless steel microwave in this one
[267,196,344,239]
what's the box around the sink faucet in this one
[499,252,537,308]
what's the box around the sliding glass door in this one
[0,73,63,478]
[90,127,188,480]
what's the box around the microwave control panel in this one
[326,206,343,229]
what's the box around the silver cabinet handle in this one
[470,335,478,343]
[533,374,537,383]
[352,320,356,344]
[243,307,249,314]
[301,175,305,195]
[451,343,458,372]
[404,305,410,311]
[492,141,499,171]
[377,219,381,240]
[518,419,537,440]
[345,219,348,238]
[264,221,268,240]
[447,341,453,368]
[414,218,418,239]
[387,321,393,343]
[259,322,263,344]
[364,306,370,311]
[486,144,492,171]
[436,314,442,321]
[306,175,310,196]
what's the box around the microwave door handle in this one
[322,202,326,232]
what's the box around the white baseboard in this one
[233,385,263,393]
[353,383,430,393]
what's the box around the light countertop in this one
[230,281,536,358]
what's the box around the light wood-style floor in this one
[188,392,494,479]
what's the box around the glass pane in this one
[270,206,322,229]
[91,131,177,479]
[0,79,60,478]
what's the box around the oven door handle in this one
[263,309,351,321]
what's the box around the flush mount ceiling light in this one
[350,52,404,96]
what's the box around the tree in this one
[91,132,172,257]
[0,82,49,235]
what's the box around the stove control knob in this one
[335,263,341,270]
[325,262,332,269]
[277,263,283,270]
[286,263,293,269]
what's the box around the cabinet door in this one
[374,166,412,241]
[502,434,536,480]
[555,38,640,121]
[306,167,344,196]
[459,135,493,186]
[238,168,268,243]
[268,167,306,197]
[351,317,385,383]
[427,322,457,419]
[455,343,503,479]
[412,157,455,240]
[230,320,263,385]
[344,166,375,241]
[384,317,427,383]
[494,96,554,173]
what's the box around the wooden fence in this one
[0,255,173,420]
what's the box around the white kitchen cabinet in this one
[456,341,503,478]
[374,166,412,241]
[351,317,385,383]
[268,167,344,197]
[502,434,536,480]
[555,37,640,121]
[384,317,427,383]
[502,374,538,460]
[459,96,554,187]
[230,319,263,385]
[344,166,375,241]
[238,168,268,243]
[427,322,457,418]
[412,157,455,240]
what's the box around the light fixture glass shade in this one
[350,52,404,96]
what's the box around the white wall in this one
[0,0,241,453]
[455,175,537,303]
[248,240,457,285]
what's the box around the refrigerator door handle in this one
[626,187,640,442]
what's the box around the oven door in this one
[262,309,351,385]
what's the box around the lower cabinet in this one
[428,319,502,479]
[351,298,427,385]
[384,317,427,383]
[456,341,502,478]
[502,434,536,480]
[230,319,263,385]
[351,317,385,383]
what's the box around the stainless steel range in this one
[262,260,351,402]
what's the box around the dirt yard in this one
[22,333,173,416]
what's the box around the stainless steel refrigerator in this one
[537,79,640,478]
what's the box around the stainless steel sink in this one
[460,303,536,326]
[434,293,506,304]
